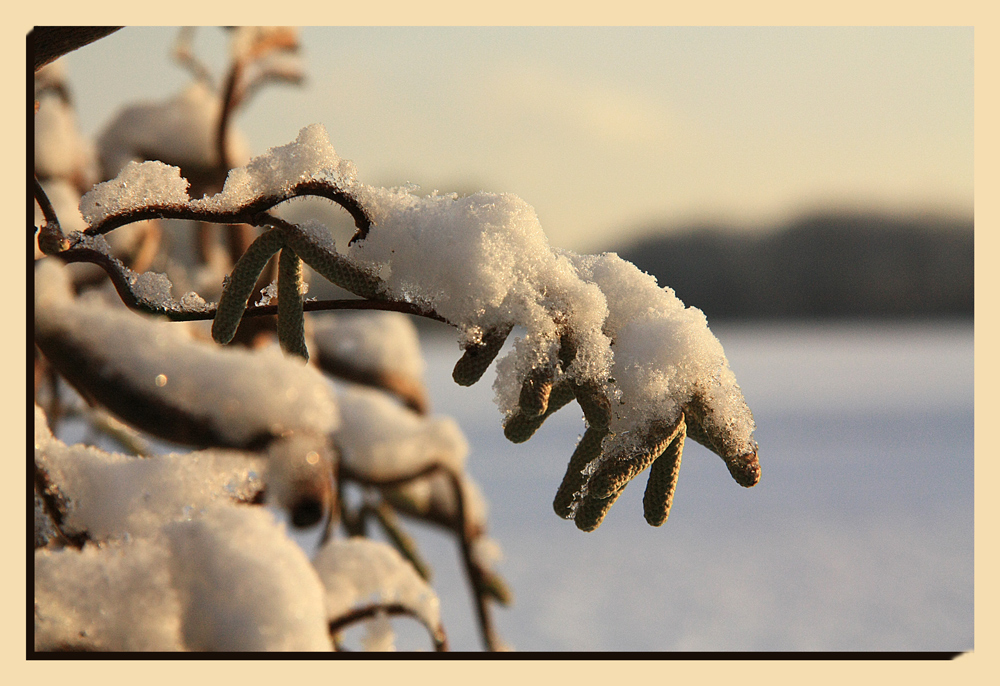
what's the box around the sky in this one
[61,26,973,252]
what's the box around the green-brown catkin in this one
[573,490,623,532]
[587,454,651,501]
[571,381,611,430]
[724,451,761,488]
[277,247,309,360]
[518,366,555,418]
[586,415,686,499]
[212,228,285,345]
[282,226,384,300]
[503,380,576,443]
[452,324,513,387]
[552,425,608,518]
[643,420,686,527]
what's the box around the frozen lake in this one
[398,320,974,652]
[44,319,974,653]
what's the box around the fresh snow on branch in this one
[35,259,339,449]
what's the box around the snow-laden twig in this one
[55,123,759,533]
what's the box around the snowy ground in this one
[43,319,974,652]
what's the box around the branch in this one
[328,603,448,652]
[339,461,504,651]
[31,27,122,72]
[83,178,372,239]
[33,177,68,254]
[33,461,88,550]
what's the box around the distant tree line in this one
[617,212,973,320]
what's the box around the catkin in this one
[571,381,611,430]
[503,380,576,443]
[282,226,384,300]
[518,367,554,418]
[724,451,761,488]
[587,454,650,501]
[212,228,285,345]
[277,247,309,360]
[643,418,686,527]
[586,415,686,499]
[573,491,622,532]
[452,324,513,387]
[552,425,608,518]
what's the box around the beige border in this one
[11,3,996,683]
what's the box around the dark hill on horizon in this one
[616,212,973,320]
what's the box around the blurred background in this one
[48,26,973,651]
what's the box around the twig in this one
[33,177,68,254]
[339,462,503,651]
[83,178,371,239]
[31,27,122,72]
[328,603,448,652]
[171,27,214,87]
[33,462,88,550]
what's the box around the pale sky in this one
[62,26,973,252]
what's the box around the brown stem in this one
[215,58,242,177]
[31,27,122,72]
[83,178,371,239]
[328,603,448,652]
[33,461,88,550]
[340,462,502,651]
[33,177,68,254]
[439,468,502,652]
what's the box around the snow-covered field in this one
[42,319,973,652]
[403,320,974,651]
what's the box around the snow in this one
[96,81,250,180]
[165,503,330,651]
[313,537,442,634]
[312,311,426,383]
[34,405,264,541]
[34,406,331,651]
[80,160,191,226]
[335,384,465,479]
[70,121,755,521]
[35,259,340,448]
[35,536,185,651]
[190,124,359,212]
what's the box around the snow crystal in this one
[256,280,279,306]
[570,251,755,449]
[313,537,441,632]
[347,186,612,411]
[335,384,467,479]
[80,160,191,226]
[165,503,330,651]
[35,259,340,448]
[178,290,209,310]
